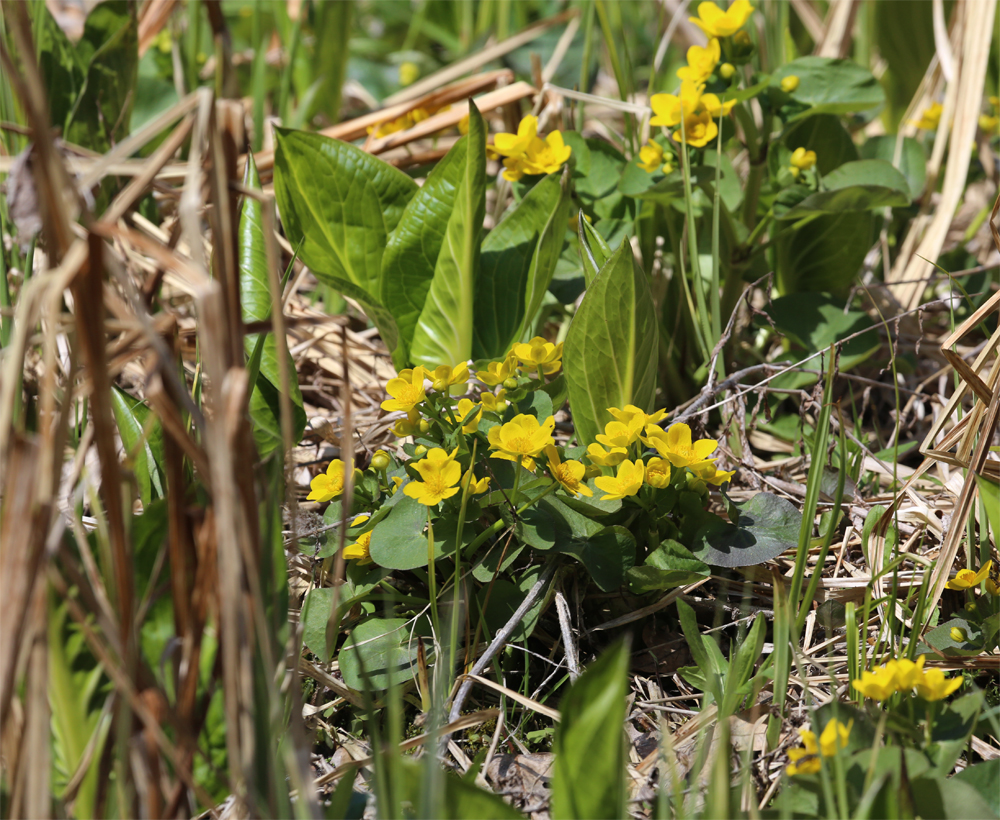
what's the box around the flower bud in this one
[719,62,736,80]
[371,450,391,472]
[780,75,800,93]
[414,444,428,457]
[419,419,431,434]
[503,377,519,391]
[949,627,967,642]
[432,378,449,392]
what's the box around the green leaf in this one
[577,214,613,287]
[954,760,1000,817]
[109,385,165,506]
[774,210,873,295]
[975,474,1000,550]
[240,152,306,457]
[65,0,138,151]
[874,0,936,129]
[272,128,418,298]
[692,492,802,567]
[702,149,742,213]
[859,135,927,200]
[763,292,880,370]
[474,172,570,359]
[627,540,709,594]
[555,526,636,593]
[777,160,911,220]
[771,57,884,121]
[367,495,457,570]
[563,240,658,448]
[409,102,487,369]
[477,565,546,643]
[921,618,984,657]
[551,639,630,820]
[782,114,859,175]
[908,774,994,820]
[927,691,982,773]
[339,617,420,691]
[34,4,85,135]
[304,0,351,124]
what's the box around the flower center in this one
[396,384,423,405]
[505,435,534,454]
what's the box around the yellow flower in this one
[596,421,640,450]
[790,147,817,177]
[431,362,470,392]
[700,93,736,119]
[476,354,519,386]
[888,656,925,691]
[991,95,1000,109]
[492,115,538,158]
[914,668,962,701]
[949,627,967,642]
[487,414,556,471]
[607,405,668,435]
[643,423,718,468]
[689,459,735,486]
[461,468,491,495]
[947,560,992,590]
[456,398,483,434]
[638,139,666,174]
[404,447,461,506]
[980,115,1000,133]
[586,443,628,467]
[544,445,592,497]
[391,476,405,495]
[399,61,420,87]
[780,75,800,93]
[381,367,427,412]
[343,514,373,563]
[392,408,421,438]
[786,731,821,776]
[512,337,563,375]
[672,110,718,148]
[594,459,645,500]
[911,102,943,130]
[650,81,704,128]
[505,132,572,181]
[986,578,999,596]
[645,457,672,488]
[480,390,507,413]
[308,459,346,502]
[458,114,470,135]
[818,718,852,757]
[852,664,898,701]
[719,62,736,80]
[690,0,755,38]
[677,38,721,84]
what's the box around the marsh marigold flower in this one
[596,421,641,450]
[673,110,718,147]
[650,81,704,128]
[912,102,943,130]
[308,459,346,502]
[887,656,925,691]
[690,0,755,38]
[700,93,736,118]
[643,423,718,468]
[382,368,427,412]
[477,354,519,386]
[594,459,645,500]
[689,459,735,487]
[487,414,556,471]
[480,390,507,412]
[786,719,852,776]
[914,668,962,701]
[404,447,461,506]
[586,442,628,467]
[789,147,817,178]
[677,38,721,84]
[544,445,592,497]
[399,61,420,86]
[512,337,563,374]
[645,457,672,488]
[343,515,374,563]
[607,405,668,439]
[431,363,470,392]
[461,469,491,495]
[780,75,800,93]
[852,663,898,701]
[456,398,482,434]
[638,140,668,174]
[946,560,991,590]
[492,115,538,159]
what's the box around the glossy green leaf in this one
[240,152,306,457]
[110,385,164,506]
[782,114,859,175]
[627,540,709,594]
[65,0,138,151]
[859,135,927,199]
[551,639,630,820]
[473,172,570,359]
[272,127,417,298]
[922,618,984,657]
[771,57,884,121]
[408,103,486,369]
[366,495,460,570]
[692,492,802,567]
[908,774,994,820]
[954,760,1000,817]
[339,618,420,691]
[577,214,613,287]
[778,160,911,220]
[764,292,880,370]
[563,240,658,447]
[775,210,873,295]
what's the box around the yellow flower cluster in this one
[786,718,852,776]
[946,560,993,591]
[490,115,572,182]
[637,139,673,175]
[789,146,817,179]
[368,103,452,138]
[982,96,1000,134]
[852,656,962,702]
[911,101,943,131]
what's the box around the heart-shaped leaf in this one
[692,492,802,567]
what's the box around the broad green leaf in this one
[272,128,417,298]
[627,540,709,594]
[954,760,1000,817]
[555,526,636,592]
[764,292,880,371]
[927,691,982,773]
[304,1,351,124]
[473,172,570,359]
[379,138,468,367]
[782,114,859,175]
[908,774,994,820]
[395,758,523,820]
[723,613,766,714]
[339,617,420,690]
[367,495,457,570]
[34,4,85,135]
[921,618,984,657]
[859,135,927,199]
[577,214,612,287]
[975,475,1000,551]
[778,160,911,220]
[691,492,802,567]
[563,240,658,447]
[240,152,306,457]
[774,210,873,295]
[409,103,487,369]
[551,639,630,820]
[771,57,884,121]
[109,385,165,506]
[65,0,138,152]
[702,149,742,213]
[874,0,936,129]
